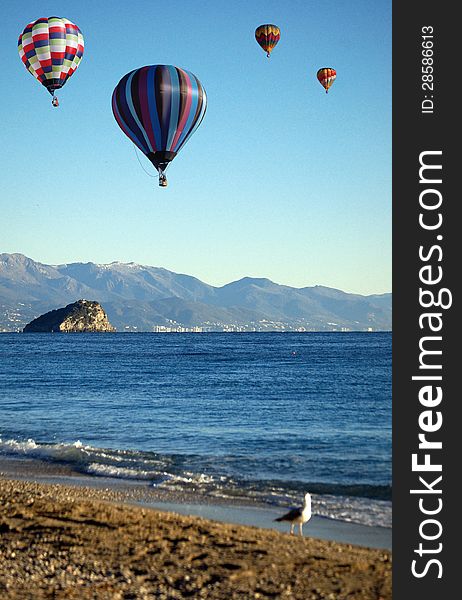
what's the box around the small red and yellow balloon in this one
[255,24,280,58]
[317,68,336,94]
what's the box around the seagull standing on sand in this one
[274,492,312,536]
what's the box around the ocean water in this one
[0,332,391,528]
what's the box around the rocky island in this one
[23,300,115,333]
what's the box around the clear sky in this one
[1,0,391,295]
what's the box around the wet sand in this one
[0,477,391,599]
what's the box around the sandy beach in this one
[0,477,391,599]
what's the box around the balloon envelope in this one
[317,68,337,93]
[18,17,84,97]
[255,24,280,57]
[112,65,207,177]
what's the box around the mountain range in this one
[0,253,391,332]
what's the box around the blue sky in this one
[1,0,391,295]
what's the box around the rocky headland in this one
[22,300,115,333]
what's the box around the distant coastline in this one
[8,329,393,334]
[1,253,392,332]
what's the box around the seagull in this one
[274,492,312,536]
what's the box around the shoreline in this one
[0,477,391,599]
[0,457,391,550]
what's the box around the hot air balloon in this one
[112,65,207,187]
[317,68,336,94]
[255,24,280,58]
[18,16,84,107]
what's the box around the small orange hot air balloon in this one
[255,24,280,58]
[317,68,336,93]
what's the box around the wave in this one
[258,481,391,501]
[0,435,391,528]
[86,463,169,481]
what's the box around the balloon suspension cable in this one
[132,145,156,178]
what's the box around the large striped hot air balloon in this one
[112,65,207,187]
[317,68,337,94]
[255,24,280,58]
[18,16,84,107]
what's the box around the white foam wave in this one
[85,463,162,480]
[314,494,391,528]
[0,437,39,452]
[173,471,216,484]
[0,436,391,528]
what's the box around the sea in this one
[0,332,391,529]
